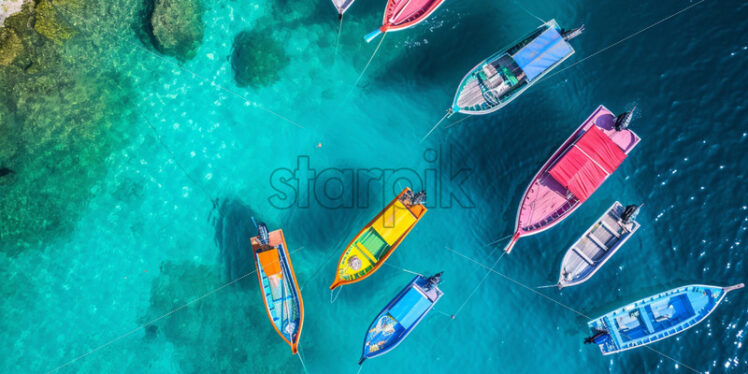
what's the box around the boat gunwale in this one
[330,187,427,289]
[557,201,640,288]
[589,284,738,355]
[359,275,443,362]
[252,229,305,354]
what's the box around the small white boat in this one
[557,202,641,289]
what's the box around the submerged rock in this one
[231,29,288,88]
[0,28,23,66]
[149,0,204,61]
[33,0,76,44]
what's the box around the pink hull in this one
[380,0,444,31]
[504,106,640,253]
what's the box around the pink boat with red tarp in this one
[364,0,445,42]
[504,105,641,254]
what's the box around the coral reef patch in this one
[0,0,135,254]
[147,0,204,61]
[230,29,288,88]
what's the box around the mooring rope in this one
[420,111,450,142]
[450,251,507,318]
[383,262,424,277]
[329,286,343,304]
[334,14,344,62]
[296,344,309,374]
[351,33,388,89]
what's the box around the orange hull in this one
[251,229,304,354]
[330,188,427,290]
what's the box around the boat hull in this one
[252,229,304,353]
[587,284,743,355]
[505,105,640,253]
[330,188,427,289]
[360,275,444,362]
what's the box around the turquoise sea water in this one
[1,0,746,373]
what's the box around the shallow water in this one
[0,0,746,373]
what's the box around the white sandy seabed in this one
[0,0,29,26]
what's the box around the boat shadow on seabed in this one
[212,198,262,287]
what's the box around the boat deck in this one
[517,107,640,233]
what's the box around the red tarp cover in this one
[549,126,627,201]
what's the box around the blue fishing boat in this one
[449,20,583,116]
[585,283,744,355]
[359,272,444,364]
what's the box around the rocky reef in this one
[231,29,288,88]
[139,260,299,372]
[147,0,204,61]
[0,0,135,254]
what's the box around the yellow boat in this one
[330,188,427,290]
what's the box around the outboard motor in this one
[614,106,636,131]
[425,272,443,290]
[621,204,642,224]
[412,191,427,205]
[561,24,585,41]
[257,222,270,245]
[584,329,610,344]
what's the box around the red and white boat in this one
[364,0,445,43]
[504,105,641,254]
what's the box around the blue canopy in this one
[512,27,573,81]
[389,288,431,329]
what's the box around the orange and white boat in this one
[251,223,304,353]
[330,188,427,290]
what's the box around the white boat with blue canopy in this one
[359,273,444,364]
[586,283,744,355]
[450,19,583,116]
[556,202,642,289]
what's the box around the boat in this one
[330,188,427,290]
[449,20,583,116]
[585,283,744,355]
[359,272,444,364]
[251,223,304,354]
[504,105,641,254]
[556,202,642,289]
[331,0,355,17]
[364,0,445,43]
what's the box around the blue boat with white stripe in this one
[448,19,583,116]
[359,273,444,364]
[585,283,743,355]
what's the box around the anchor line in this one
[334,13,344,61]
[420,111,450,142]
[351,33,388,89]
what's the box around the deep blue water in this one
[1,0,746,373]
